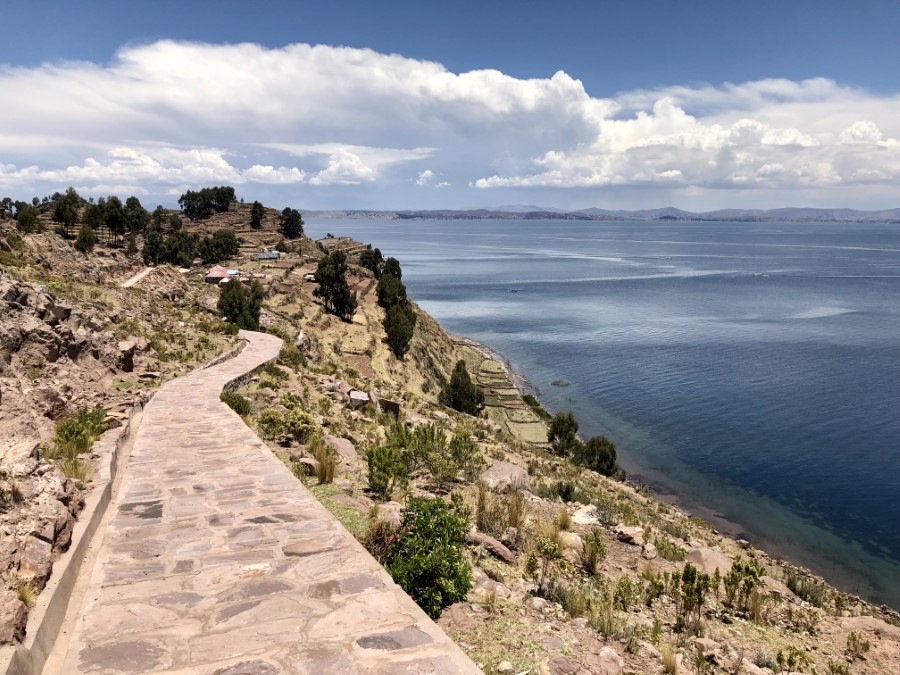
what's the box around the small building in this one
[303,273,316,282]
[258,250,280,261]
[204,265,229,283]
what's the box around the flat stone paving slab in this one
[59,331,481,674]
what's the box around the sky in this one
[1,0,900,211]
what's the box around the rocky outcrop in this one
[480,461,530,491]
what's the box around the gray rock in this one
[323,435,357,459]
[466,530,516,563]
[19,534,53,589]
[479,461,530,491]
[614,524,645,546]
[0,589,27,645]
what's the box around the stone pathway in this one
[55,331,480,674]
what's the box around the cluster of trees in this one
[440,360,485,415]
[79,194,150,245]
[547,411,619,477]
[178,186,235,220]
[375,255,417,358]
[142,226,239,267]
[217,278,265,330]
[313,250,357,320]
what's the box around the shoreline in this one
[451,331,900,615]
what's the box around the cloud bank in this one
[1,40,898,208]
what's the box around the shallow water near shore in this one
[305,218,900,608]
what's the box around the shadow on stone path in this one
[57,331,480,674]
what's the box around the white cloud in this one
[0,40,899,207]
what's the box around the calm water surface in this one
[305,218,900,607]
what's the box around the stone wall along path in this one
[54,330,481,674]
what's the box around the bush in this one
[581,528,606,575]
[367,445,409,500]
[575,435,617,477]
[220,390,252,416]
[384,498,472,618]
[217,279,264,330]
[51,407,108,460]
[384,302,416,359]
[547,412,579,456]
[439,360,484,415]
[74,224,97,253]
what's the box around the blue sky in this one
[2,0,900,210]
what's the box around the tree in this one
[52,187,82,237]
[250,200,265,229]
[178,186,235,220]
[217,279,264,330]
[575,435,617,476]
[384,498,472,618]
[440,360,484,415]
[548,412,579,457]
[376,272,407,308]
[313,251,357,320]
[279,207,304,239]
[74,224,97,253]
[383,256,402,281]
[198,228,240,264]
[15,204,39,233]
[384,302,417,358]
[162,230,198,267]
[124,196,149,234]
[359,245,383,278]
[102,196,126,245]
[142,226,165,264]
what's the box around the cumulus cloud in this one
[0,40,899,206]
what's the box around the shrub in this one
[556,507,572,530]
[217,279,264,330]
[220,390,252,416]
[724,557,763,610]
[367,445,409,500]
[278,343,305,370]
[448,429,485,482]
[846,630,870,661]
[384,498,472,618]
[581,528,606,575]
[74,224,97,253]
[256,408,286,439]
[654,536,685,562]
[661,644,677,674]
[785,570,828,608]
[384,302,417,359]
[51,407,108,460]
[575,435,617,477]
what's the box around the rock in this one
[571,505,599,526]
[500,527,519,549]
[840,615,900,641]
[548,654,581,675]
[558,531,583,551]
[761,575,796,600]
[379,501,404,527]
[139,371,161,380]
[293,457,319,476]
[323,435,357,460]
[590,647,624,675]
[614,524,645,546]
[694,637,720,654]
[0,590,27,645]
[480,461,530,491]
[330,494,372,514]
[19,534,53,589]
[685,547,733,576]
[118,340,137,372]
[347,390,370,410]
[528,596,549,611]
[497,661,514,673]
[570,617,589,628]
[466,530,516,563]
[642,542,658,560]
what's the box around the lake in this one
[304,218,900,608]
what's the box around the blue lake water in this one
[304,218,900,608]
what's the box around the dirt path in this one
[49,330,479,674]
[120,267,154,288]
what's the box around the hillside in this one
[0,196,898,674]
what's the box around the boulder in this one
[347,390,370,410]
[323,435,357,460]
[840,615,900,641]
[572,504,600,526]
[548,654,581,675]
[588,647,624,675]
[466,530,516,563]
[685,547,733,576]
[614,524,645,546]
[118,340,137,372]
[0,590,27,645]
[19,535,53,589]
[558,531,583,552]
[378,501,404,527]
[642,542,658,560]
[479,461,530,491]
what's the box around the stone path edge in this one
[1,396,149,675]
[0,335,248,675]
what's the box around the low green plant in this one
[846,630,870,661]
[654,535,686,562]
[580,528,606,575]
[384,497,472,618]
[367,445,409,500]
[220,390,252,416]
[58,457,91,482]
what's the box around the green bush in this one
[581,528,607,575]
[367,445,409,500]
[257,408,286,438]
[51,407,108,459]
[385,497,472,618]
[220,390,252,416]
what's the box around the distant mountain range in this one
[305,206,900,223]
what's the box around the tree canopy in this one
[250,200,265,230]
[359,245,384,278]
[217,279,265,330]
[178,186,235,220]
